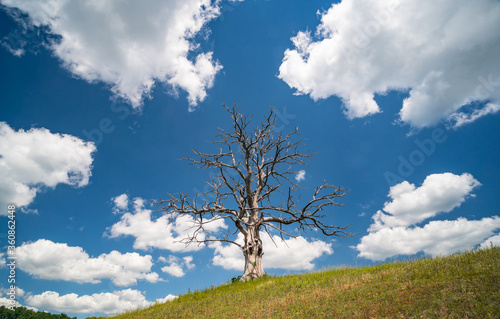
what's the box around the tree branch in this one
[155,102,353,254]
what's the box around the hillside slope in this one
[99,247,499,318]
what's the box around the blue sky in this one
[1,0,499,317]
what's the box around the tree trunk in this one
[241,227,264,280]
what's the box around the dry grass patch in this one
[97,247,499,319]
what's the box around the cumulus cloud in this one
[112,193,129,214]
[370,173,480,231]
[480,234,500,249]
[356,172,499,261]
[211,233,333,271]
[106,196,227,252]
[156,294,178,304]
[183,256,195,270]
[0,299,37,312]
[357,217,500,261]
[211,237,245,271]
[1,0,224,108]
[448,103,500,129]
[159,255,195,277]
[0,297,20,310]
[0,287,36,311]
[25,289,160,315]
[0,287,25,298]
[295,170,306,182]
[0,122,95,213]
[16,239,159,286]
[278,0,500,127]
[161,263,185,278]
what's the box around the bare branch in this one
[155,102,352,277]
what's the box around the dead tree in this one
[156,103,350,280]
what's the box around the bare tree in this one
[155,103,351,280]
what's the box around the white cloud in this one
[0,287,25,298]
[295,170,306,182]
[112,193,129,214]
[0,297,18,309]
[480,234,500,249]
[183,256,195,270]
[0,122,95,213]
[1,0,224,108]
[157,256,167,263]
[211,237,245,271]
[0,298,37,312]
[448,103,500,129]
[212,233,333,271]
[156,294,178,304]
[107,196,227,252]
[357,217,500,261]
[263,235,333,270]
[16,239,159,286]
[161,263,184,278]
[356,172,499,261]
[21,287,175,315]
[0,287,38,312]
[26,289,155,315]
[0,297,18,310]
[370,173,480,231]
[159,255,195,277]
[278,0,500,128]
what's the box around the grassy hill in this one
[99,247,499,318]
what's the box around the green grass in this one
[98,247,500,319]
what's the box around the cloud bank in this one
[0,287,37,312]
[370,173,480,231]
[211,233,333,271]
[279,0,500,127]
[16,239,159,286]
[106,195,227,252]
[26,289,176,314]
[358,217,500,261]
[160,255,195,277]
[108,195,332,271]
[0,122,95,213]
[356,173,500,261]
[1,0,224,108]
